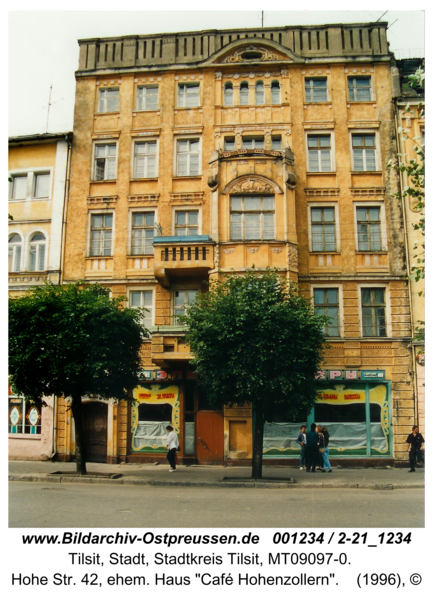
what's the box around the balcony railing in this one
[161,246,209,262]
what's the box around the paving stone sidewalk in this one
[9,460,425,489]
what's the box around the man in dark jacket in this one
[296,425,307,469]
[305,423,319,472]
[406,426,425,473]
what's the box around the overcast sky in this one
[8,7,425,137]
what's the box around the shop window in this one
[307,134,332,172]
[8,233,22,272]
[131,211,154,255]
[361,288,387,337]
[305,77,328,102]
[310,207,336,251]
[175,210,199,236]
[240,81,249,105]
[93,143,117,180]
[352,133,377,171]
[177,83,200,108]
[271,81,281,105]
[136,85,158,111]
[230,195,275,240]
[348,76,372,101]
[314,288,339,336]
[130,290,153,329]
[176,139,200,176]
[133,140,157,178]
[356,207,382,251]
[90,213,113,256]
[9,396,41,435]
[98,88,119,113]
[224,82,234,106]
[28,232,46,271]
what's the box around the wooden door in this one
[83,401,108,463]
[196,412,224,464]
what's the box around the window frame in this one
[8,396,42,436]
[172,288,199,325]
[358,285,389,338]
[241,136,265,150]
[128,287,155,329]
[312,285,343,337]
[28,231,47,272]
[230,195,276,241]
[174,137,201,177]
[271,80,281,105]
[92,141,118,181]
[8,232,23,272]
[97,87,120,113]
[306,131,335,172]
[353,202,387,252]
[177,82,200,108]
[131,138,159,179]
[308,202,340,253]
[223,82,234,106]
[136,85,159,111]
[347,76,373,102]
[239,81,250,105]
[88,210,115,257]
[350,131,380,172]
[172,208,201,236]
[255,81,265,105]
[305,77,329,103]
[8,169,53,202]
[129,209,156,256]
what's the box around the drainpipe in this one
[60,133,72,285]
[51,395,58,461]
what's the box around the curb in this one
[8,474,425,490]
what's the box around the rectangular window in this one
[357,207,382,251]
[271,136,282,150]
[133,141,157,178]
[178,83,200,108]
[94,143,117,180]
[98,88,119,112]
[136,86,158,111]
[348,77,372,101]
[90,213,113,256]
[308,134,332,172]
[305,78,328,102]
[314,288,339,336]
[311,207,336,251]
[230,196,275,240]
[174,290,198,323]
[131,212,154,255]
[175,210,199,236]
[224,137,236,151]
[9,397,41,435]
[33,173,50,198]
[361,288,386,337]
[176,139,200,176]
[130,290,153,329]
[10,175,27,200]
[352,134,377,171]
[242,137,264,149]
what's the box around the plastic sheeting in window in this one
[132,420,170,450]
[184,422,195,455]
[263,423,304,451]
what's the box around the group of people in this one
[296,423,332,473]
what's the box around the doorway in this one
[83,401,108,463]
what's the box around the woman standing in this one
[320,426,332,473]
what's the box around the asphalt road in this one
[9,481,424,528]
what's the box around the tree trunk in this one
[252,397,264,479]
[70,393,87,475]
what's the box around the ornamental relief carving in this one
[222,45,288,63]
[287,243,298,270]
[222,175,283,195]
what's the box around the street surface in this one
[9,481,424,528]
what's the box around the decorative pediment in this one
[204,39,302,67]
[222,45,289,64]
[222,175,283,195]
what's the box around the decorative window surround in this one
[128,194,160,204]
[169,192,204,203]
[305,188,340,197]
[350,188,385,198]
[87,195,118,206]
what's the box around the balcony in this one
[153,235,215,286]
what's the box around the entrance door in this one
[196,412,224,464]
[83,401,108,463]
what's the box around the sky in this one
[8,7,425,137]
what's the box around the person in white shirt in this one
[165,425,179,472]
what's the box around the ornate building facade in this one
[58,23,415,466]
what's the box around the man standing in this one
[406,426,425,473]
[305,423,319,473]
[165,425,179,472]
[296,425,307,470]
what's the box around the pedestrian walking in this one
[305,423,319,472]
[165,425,179,472]
[406,426,425,473]
[296,425,307,469]
[318,425,332,473]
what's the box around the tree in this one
[9,282,147,475]
[181,270,328,479]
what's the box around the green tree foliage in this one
[9,282,148,474]
[180,270,328,478]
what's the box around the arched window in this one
[255,81,265,105]
[8,234,22,272]
[240,82,249,105]
[224,82,234,106]
[271,81,281,105]
[29,232,46,272]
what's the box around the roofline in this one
[8,132,73,146]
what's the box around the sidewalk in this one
[9,460,425,489]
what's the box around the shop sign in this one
[315,369,386,381]
[360,370,385,380]
[138,370,197,381]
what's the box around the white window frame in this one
[172,207,201,236]
[172,288,199,325]
[8,232,23,272]
[8,395,42,436]
[305,130,335,172]
[353,202,387,252]
[241,136,265,149]
[305,77,329,103]
[271,81,281,105]
[129,208,156,256]
[347,76,373,102]
[312,283,344,337]
[128,287,155,329]
[350,131,380,172]
[97,87,120,113]
[307,202,340,253]
[230,195,276,241]
[92,141,118,181]
[255,81,265,105]
[177,83,200,108]
[240,81,250,105]
[174,137,202,177]
[87,210,115,257]
[27,230,47,272]
[224,82,234,106]
[131,139,159,179]
[358,283,390,338]
[8,168,53,202]
[136,85,159,111]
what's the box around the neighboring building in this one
[59,23,414,466]
[393,58,425,435]
[8,132,72,460]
